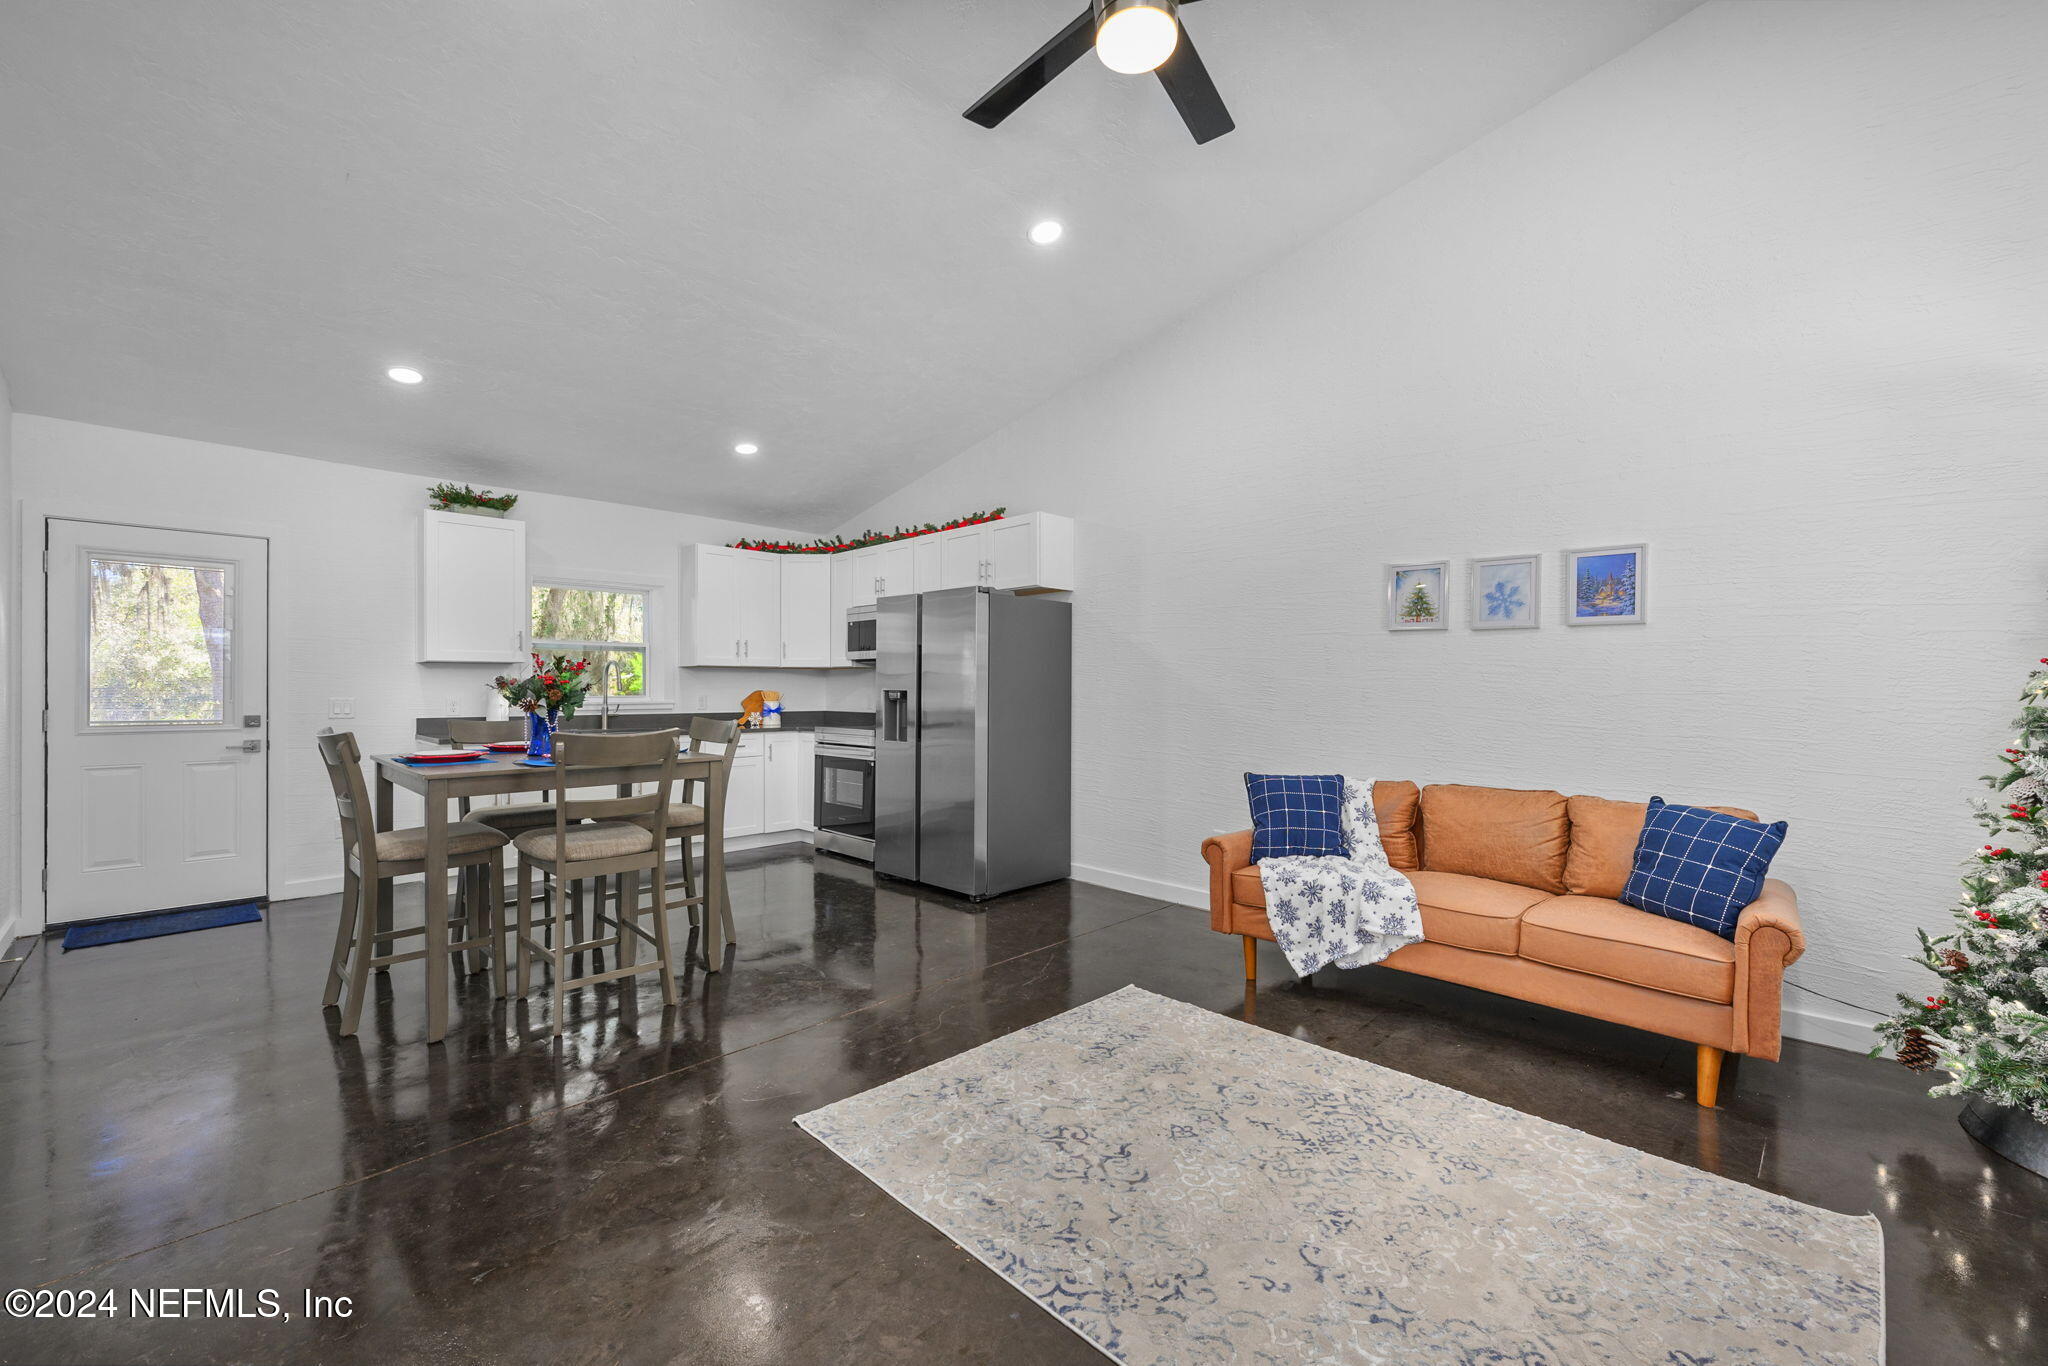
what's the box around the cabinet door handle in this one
[734,638,741,657]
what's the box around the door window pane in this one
[88,557,231,725]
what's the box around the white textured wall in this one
[0,367,16,947]
[11,414,836,919]
[838,0,2048,1049]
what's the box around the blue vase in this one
[526,708,556,759]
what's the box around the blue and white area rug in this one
[796,986,1884,1365]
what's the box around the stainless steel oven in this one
[844,604,877,662]
[813,726,876,862]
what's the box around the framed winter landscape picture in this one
[1565,543,1647,625]
[1470,553,1540,630]
[1384,561,1449,631]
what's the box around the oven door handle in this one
[815,744,875,760]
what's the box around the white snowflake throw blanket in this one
[1257,778,1423,975]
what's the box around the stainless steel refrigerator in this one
[874,587,1071,899]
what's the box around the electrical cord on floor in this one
[1786,980,1889,1019]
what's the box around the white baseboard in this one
[1780,997,1881,1055]
[1070,863,1206,910]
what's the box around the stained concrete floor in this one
[1,845,2042,1364]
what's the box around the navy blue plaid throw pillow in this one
[1621,797,1787,939]
[1244,773,1346,861]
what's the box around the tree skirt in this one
[797,987,1884,1365]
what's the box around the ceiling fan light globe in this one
[1095,2,1179,75]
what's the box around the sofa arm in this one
[1732,878,1803,1060]
[1202,829,1254,934]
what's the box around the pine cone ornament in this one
[2004,775,2048,808]
[1941,947,1972,972]
[1897,1027,1937,1072]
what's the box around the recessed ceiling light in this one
[734,442,760,456]
[1028,219,1065,246]
[386,366,424,385]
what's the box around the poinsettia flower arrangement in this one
[729,508,1006,555]
[491,652,592,717]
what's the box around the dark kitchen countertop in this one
[413,710,874,743]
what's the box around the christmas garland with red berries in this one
[729,509,1006,555]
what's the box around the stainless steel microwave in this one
[844,604,877,661]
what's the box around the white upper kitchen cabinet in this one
[989,512,1075,592]
[778,555,831,667]
[935,523,987,590]
[683,544,782,666]
[840,547,878,611]
[872,539,917,598]
[828,551,860,665]
[420,510,529,663]
[913,533,943,594]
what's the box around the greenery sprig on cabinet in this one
[427,482,519,513]
[729,508,1006,554]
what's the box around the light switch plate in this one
[327,697,354,718]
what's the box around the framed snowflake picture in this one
[1564,543,1647,625]
[1384,561,1449,631]
[1469,553,1540,630]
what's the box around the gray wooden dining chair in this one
[316,731,511,1036]
[512,729,682,1036]
[652,717,741,961]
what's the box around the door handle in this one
[225,739,262,753]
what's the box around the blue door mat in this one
[61,902,264,951]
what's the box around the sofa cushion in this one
[1244,773,1346,861]
[1419,785,1569,894]
[1521,896,1738,1003]
[1564,795,1759,899]
[1405,870,1549,956]
[1623,798,1789,939]
[1371,780,1422,871]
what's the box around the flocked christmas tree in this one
[1875,656,2048,1123]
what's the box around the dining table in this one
[372,744,730,1044]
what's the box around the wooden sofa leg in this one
[1696,1045,1725,1108]
[1242,935,1258,981]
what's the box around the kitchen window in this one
[531,582,649,699]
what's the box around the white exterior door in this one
[45,520,269,923]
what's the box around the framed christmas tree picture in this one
[1384,561,1449,631]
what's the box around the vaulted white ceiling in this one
[0,0,1697,528]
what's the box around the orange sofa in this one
[1201,782,1804,1107]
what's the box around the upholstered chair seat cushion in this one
[468,804,564,834]
[1564,795,1759,899]
[1521,896,1738,1003]
[1419,785,1570,894]
[1404,870,1549,956]
[375,822,508,861]
[664,804,709,830]
[1622,798,1789,939]
[513,821,658,863]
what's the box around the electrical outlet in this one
[697,692,709,707]
[448,697,467,716]
[327,697,354,718]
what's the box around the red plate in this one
[485,741,527,751]
[403,750,487,763]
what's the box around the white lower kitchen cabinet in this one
[722,731,813,839]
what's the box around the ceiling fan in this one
[964,0,1235,145]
